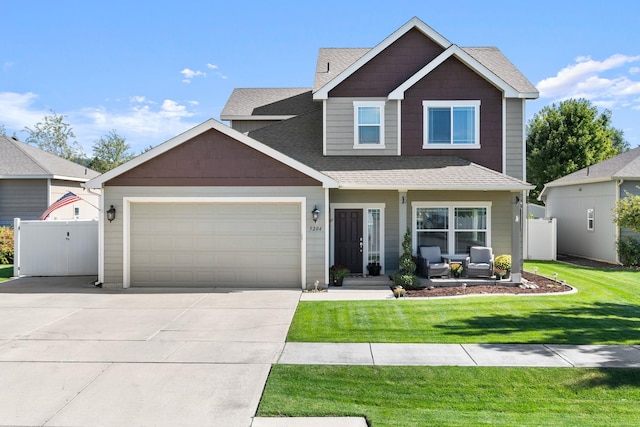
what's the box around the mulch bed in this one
[406,271,573,298]
[405,254,636,298]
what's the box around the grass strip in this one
[259,365,640,426]
[287,261,640,344]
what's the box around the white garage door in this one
[130,202,301,287]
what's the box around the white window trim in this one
[422,100,481,149]
[353,101,386,148]
[412,201,491,257]
[587,208,595,231]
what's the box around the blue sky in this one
[2,1,640,155]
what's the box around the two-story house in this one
[86,17,538,289]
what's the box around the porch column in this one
[511,191,524,283]
[399,190,407,254]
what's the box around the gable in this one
[329,28,446,97]
[105,128,322,187]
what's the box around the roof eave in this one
[337,183,534,191]
[221,115,296,121]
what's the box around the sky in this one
[2,1,640,155]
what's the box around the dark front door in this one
[335,209,363,274]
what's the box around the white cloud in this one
[537,54,640,109]
[180,68,206,83]
[630,67,640,74]
[206,63,218,70]
[0,92,47,131]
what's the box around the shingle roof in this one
[0,135,99,180]
[249,108,532,190]
[220,88,315,119]
[313,48,370,93]
[544,147,640,188]
[462,47,538,94]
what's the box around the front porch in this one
[339,274,520,289]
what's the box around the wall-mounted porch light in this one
[311,206,320,223]
[106,205,116,223]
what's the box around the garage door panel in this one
[131,202,301,287]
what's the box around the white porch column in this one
[399,190,407,254]
[511,191,524,283]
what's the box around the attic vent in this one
[11,136,18,141]
[326,62,330,73]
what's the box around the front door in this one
[335,209,363,273]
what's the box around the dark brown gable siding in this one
[106,129,321,186]
[329,28,446,97]
[401,57,503,172]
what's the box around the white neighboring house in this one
[0,135,100,226]
[539,147,640,264]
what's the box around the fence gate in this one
[525,218,557,260]
[14,218,98,276]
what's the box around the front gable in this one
[105,128,322,187]
[328,28,446,97]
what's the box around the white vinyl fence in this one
[14,218,98,276]
[525,218,557,260]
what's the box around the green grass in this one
[259,365,640,426]
[287,261,640,344]
[0,265,12,282]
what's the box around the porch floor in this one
[339,275,519,289]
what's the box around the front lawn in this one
[259,365,640,426]
[287,261,640,344]
[0,265,12,282]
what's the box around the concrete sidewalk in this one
[278,342,640,367]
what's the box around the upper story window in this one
[423,100,480,149]
[354,101,385,148]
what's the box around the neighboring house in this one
[0,135,100,226]
[539,147,640,264]
[85,17,538,289]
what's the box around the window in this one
[587,209,595,231]
[354,101,385,147]
[367,208,381,264]
[414,203,490,255]
[423,100,480,148]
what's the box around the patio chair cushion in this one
[465,246,494,277]
[418,246,450,278]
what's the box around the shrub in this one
[617,236,640,267]
[392,228,421,290]
[494,254,512,271]
[0,227,14,265]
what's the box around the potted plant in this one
[329,264,350,286]
[450,262,463,278]
[367,261,382,276]
[494,254,512,280]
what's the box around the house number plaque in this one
[308,226,322,231]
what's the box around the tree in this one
[613,190,640,232]
[0,124,6,136]
[89,130,135,173]
[23,111,83,160]
[526,99,624,201]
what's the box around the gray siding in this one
[546,181,618,262]
[505,98,525,180]
[103,186,326,289]
[0,179,47,226]
[325,98,399,156]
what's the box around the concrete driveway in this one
[0,276,301,427]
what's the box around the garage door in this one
[130,202,301,287]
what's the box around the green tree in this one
[23,110,83,160]
[526,99,623,201]
[613,189,640,232]
[0,124,6,136]
[89,130,135,173]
